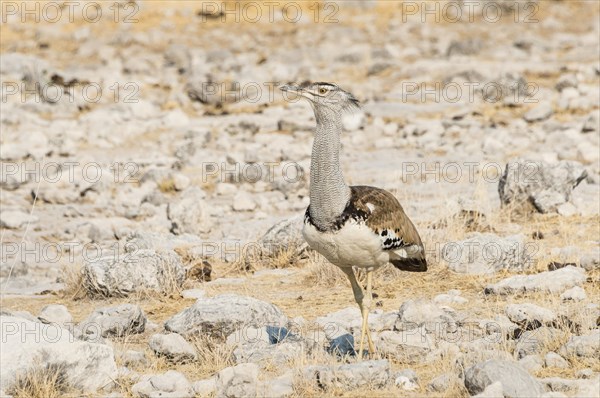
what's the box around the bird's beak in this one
[279,84,302,94]
[280,84,305,101]
[279,84,298,92]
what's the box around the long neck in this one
[309,106,351,230]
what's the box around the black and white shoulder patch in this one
[379,229,406,250]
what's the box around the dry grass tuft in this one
[8,362,73,398]
[303,251,348,287]
[59,263,87,301]
[190,334,236,379]
[157,177,177,193]
[241,236,307,271]
[261,245,305,269]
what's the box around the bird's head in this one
[280,82,360,115]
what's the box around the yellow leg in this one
[364,271,376,355]
[358,293,368,357]
[341,268,376,358]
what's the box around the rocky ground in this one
[0,1,599,397]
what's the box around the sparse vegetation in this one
[157,177,177,193]
[2,1,598,397]
[8,362,72,398]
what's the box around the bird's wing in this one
[350,185,427,272]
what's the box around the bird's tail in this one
[390,254,427,272]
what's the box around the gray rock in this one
[457,340,514,366]
[443,233,533,274]
[258,371,294,398]
[255,215,307,261]
[0,309,38,322]
[118,350,147,367]
[38,304,73,327]
[556,202,578,217]
[446,38,483,56]
[484,266,586,295]
[215,363,259,398]
[465,359,544,397]
[396,299,456,332]
[172,174,191,191]
[132,370,193,398]
[376,329,434,364]
[34,177,81,204]
[519,355,544,373]
[164,294,288,338]
[472,381,505,398]
[181,289,206,299]
[79,304,146,340]
[83,249,186,297]
[0,53,51,80]
[187,74,239,106]
[313,308,394,349]
[192,378,216,396]
[232,191,257,211]
[537,376,600,396]
[0,210,38,229]
[498,160,587,213]
[515,327,563,359]
[167,186,212,235]
[303,359,391,390]
[558,331,600,360]
[125,231,202,252]
[427,373,457,392]
[149,333,197,363]
[433,290,469,305]
[579,248,600,271]
[0,316,117,393]
[524,103,554,122]
[544,352,569,369]
[506,303,556,329]
[560,286,587,301]
[582,112,599,133]
[325,329,355,357]
[575,368,594,379]
[487,72,531,103]
[227,326,313,366]
[480,315,520,339]
[394,369,419,391]
[555,74,578,91]
[0,172,28,191]
[164,43,191,73]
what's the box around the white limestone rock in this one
[0,316,117,393]
[149,333,197,363]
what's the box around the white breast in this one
[302,219,389,269]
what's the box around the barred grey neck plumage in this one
[308,104,351,231]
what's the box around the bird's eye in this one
[319,88,327,94]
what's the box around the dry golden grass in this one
[157,177,177,193]
[8,362,73,398]
[59,263,87,301]
[304,251,349,287]
[257,244,305,270]
[236,229,308,272]
[190,334,237,378]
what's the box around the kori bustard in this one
[280,82,427,356]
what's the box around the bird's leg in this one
[364,270,376,355]
[341,267,369,357]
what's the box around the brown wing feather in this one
[350,186,427,272]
